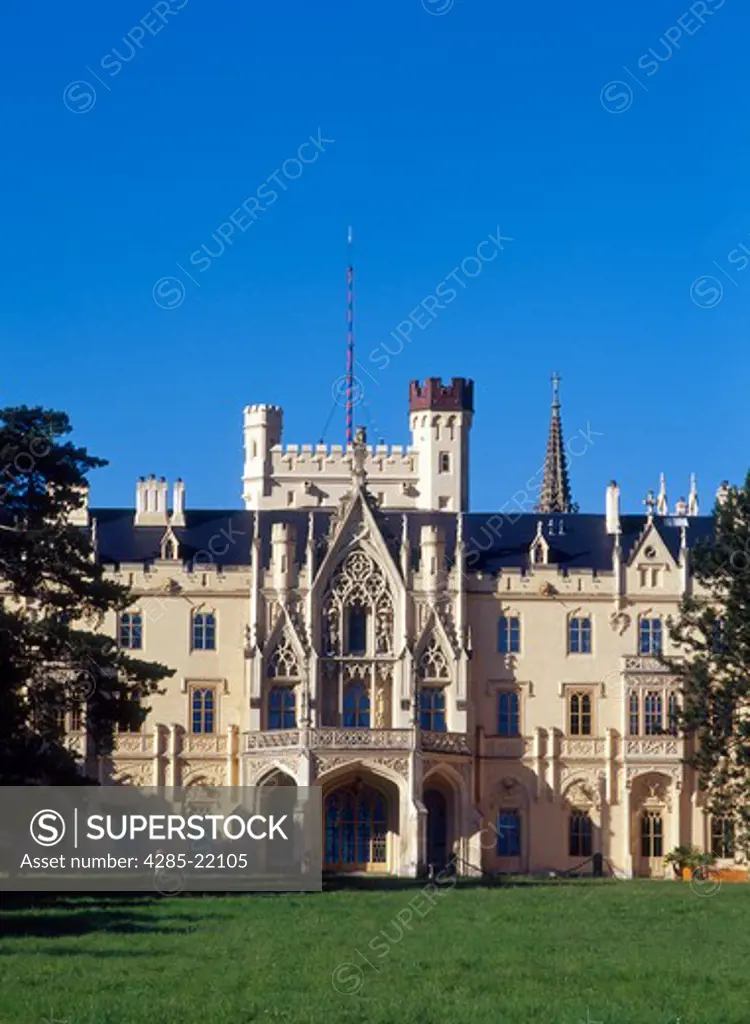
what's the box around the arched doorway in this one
[424,789,449,872]
[324,781,388,872]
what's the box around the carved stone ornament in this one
[609,610,631,635]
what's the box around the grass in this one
[0,880,748,1023]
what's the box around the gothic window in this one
[498,614,521,654]
[343,680,370,728]
[347,605,368,655]
[190,686,216,734]
[568,616,592,654]
[268,688,296,730]
[267,634,300,679]
[644,691,663,735]
[568,692,592,736]
[641,811,663,859]
[667,693,679,736]
[639,617,662,655]
[496,811,521,856]
[711,816,735,859]
[322,550,394,657]
[629,691,640,736]
[569,811,593,857]
[192,611,216,651]
[420,688,446,732]
[119,611,143,650]
[417,635,450,682]
[498,691,520,736]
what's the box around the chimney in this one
[606,480,620,535]
[135,474,169,526]
[171,478,186,527]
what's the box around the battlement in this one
[244,404,283,416]
[409,377,474,413]
[271,442,416,461]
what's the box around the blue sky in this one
[1,0,747,514]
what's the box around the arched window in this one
[192,611,216,651]
[268,687,296,730]
[498,615,521,654]
[420,688,446,732]
[325,785,387,868]
[568,616,592,654]
[569,811,593,857]
[496,811,521,856]
[119,611,143,650]
[190,686,215,734]
[498,691,520,736]
[644,691,663,735]
[343,681,370,728]
[322,550,394,657]
[639,617,662,655]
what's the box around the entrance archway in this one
[424,789,449,872]
[324,781,389,872]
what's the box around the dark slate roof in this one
[90,507,716,576]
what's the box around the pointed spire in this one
[537,372,572,514]
[688,473,699,516]
[657,473,668,516]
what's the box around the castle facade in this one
[71,377,738,878]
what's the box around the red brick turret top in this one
[409,377,474,413]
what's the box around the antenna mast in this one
[346,225,354,446]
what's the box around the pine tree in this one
[668,473,750,855]
[0,405,173,784]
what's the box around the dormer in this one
[529,520,550,567]
[626,520,678,594]
[160,525,180,561]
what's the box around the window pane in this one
[348,607,367,655]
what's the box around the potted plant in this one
[664,845,716,881]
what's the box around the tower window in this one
[639,617,662,655]
[498,691,520,736]
[192,612,216,651]
[568,616,592,654]
[498,615,521,654]
[119,612,143,650]
[190,686,216,734]
[438,452,451,474]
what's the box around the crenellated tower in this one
[409,377,474,512]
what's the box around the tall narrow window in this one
[268,687,296,730]
[668,693,679,736]
[711,816,735,858]
[569,811,593,857]
[192,612,216,651]
[498,615,521,654]
[343,680,370,728]
[119,612,143,650]
[347,605,368,656]
[644,691,663,735]
[629,691,640,736]
[191,686,216,734]
[568,692,592,736]
[498,691,520,737]
[496,811,521,856]
[568,616,592,654]
[641,811,663,858]
[438,452,451,474]
[420,688,446,732]
[639,617,662,655]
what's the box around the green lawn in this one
[0,880,747,1023]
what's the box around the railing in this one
[181,734,228,756]
[421,731,471,755]
[113,732,154,756]
[560,738,606,759]
[244,728,412,753]
[623,736,681,758]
